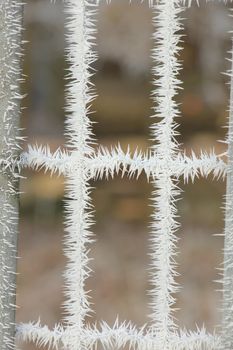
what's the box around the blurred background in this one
[16,1,233,349]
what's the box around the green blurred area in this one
[16,2,233,348]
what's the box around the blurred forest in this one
[16,1,233,349]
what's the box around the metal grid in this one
[13,1,233,349]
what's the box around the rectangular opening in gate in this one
[87,175,152,328]
[179,1,232,155]
[21,0,65,143]
[92,0,153,151]
[176,177,225,331]
[17,169,65,331]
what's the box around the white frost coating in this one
[17,318,221,350]
[96,0,233,6]
[0,1,23,350]
[63,0,98,348]
[221,34,233,349]
[12,1,233,350]
[149,0,183,337]
[20,145,227,180]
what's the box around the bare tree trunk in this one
[222,41,233,350]
[0,1,23,349]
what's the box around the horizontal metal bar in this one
[19,144,227,182]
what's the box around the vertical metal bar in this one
[222,37,233,350]
[63,1,97,349]
[150,0,183,341]
[0,1,23,349]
